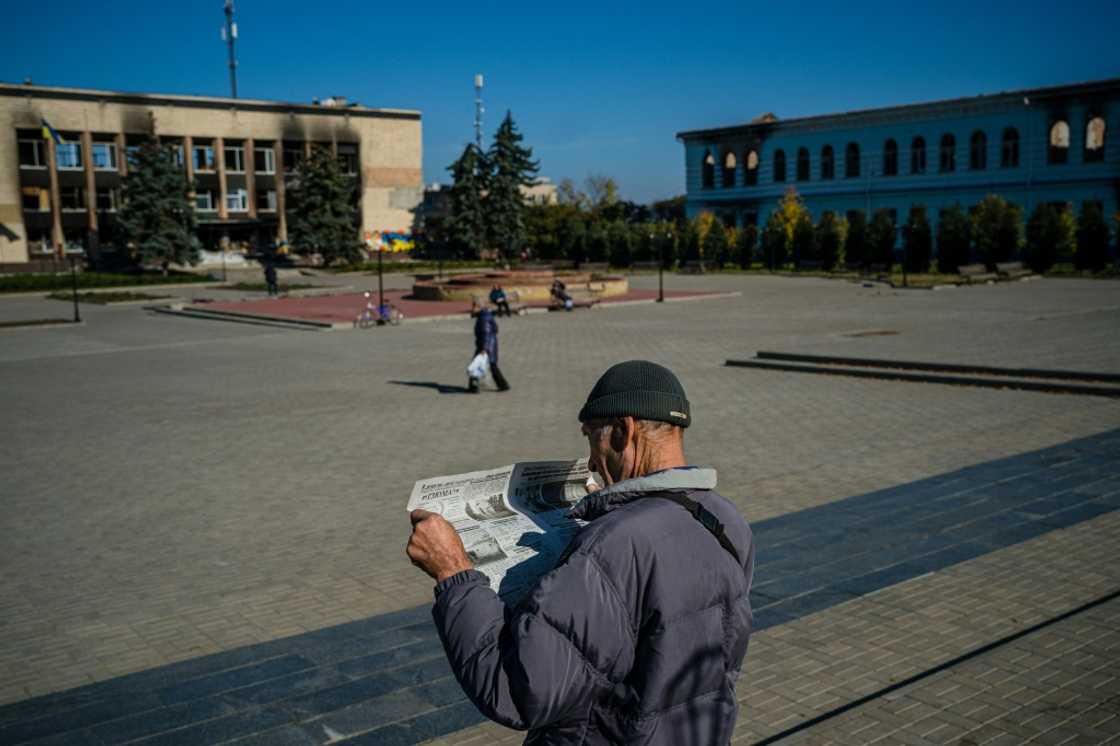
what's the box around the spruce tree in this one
[1075,202,1109,270]
[680,220,702,265]
[902,205,933,273]
[487,112,539,261]
[116,139,200,272]
[703,220,730,268]
[761,211,787,269]
[936,205,972,273]
[791,213,817,267]
[608,222,633,267]
[868,209,897,270]
[737,224,758,269]
[972,195,1022,268]
[447,144,489,258]
[845,210,868,269]
[286,146,362,266]
[1024,204,1073,273]
[816,212,842,271]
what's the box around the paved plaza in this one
[1,273,1119,744]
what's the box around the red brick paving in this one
[197,288,723,325]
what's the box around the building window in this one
[1001,128,1019,168]
[1084,116,1106,163]
[256,189,277,212]
[338,144,358,175]
[773,149,786,182]
[95,187,119,211]
[193,145,216,172]
[91,142,118,171]
[796,147,810,181]
[820,145,834,180]
[56,142,83,170]
[939,134,956,172]
[701,151,715,189]
[969,131,987,170]
[1048,121,1069,164]
[845,142,860,178]
[225,189,249,212]
[283,146,304,174]
[911,136,926,174]
[744,149,759,185]
[18,139,47,168]
[195,190,216,211]
[60,186,85,211]
[254,147,276,174]
[224,146,245,173]
[883,139,898,176]
[721,151,737,188]
[21,187,49,211]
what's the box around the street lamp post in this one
[377,241,385,324]
[67,252,81,323]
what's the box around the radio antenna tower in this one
[221,1,239,98]
[473,74,484,149]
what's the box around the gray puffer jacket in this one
[432,467,755,745]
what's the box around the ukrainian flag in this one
[40,118,64,145]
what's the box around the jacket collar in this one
[569,466,717,521]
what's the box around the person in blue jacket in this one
[408,361,755,745]
[469,307,510,393]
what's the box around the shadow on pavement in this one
[388,380,474,395]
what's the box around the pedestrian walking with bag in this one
[468,306,510,393]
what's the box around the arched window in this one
[744,149,759,185]
[911,136,926,174]
[939,134,956,172]
[883,139,898,176]
[701,150,715,189]
[969,131,987,170]
[1001,128,1019,168]
[820,145,834,180]
[1048,121,1070,164]
[773,149,786,183]
[721,151,737,188]
[796,147,810,181]
[845,142,860,178]
[1085,116,1106,163]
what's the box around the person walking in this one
[469,307,510,393]
[263,258,279,297]
[408,360,755,744]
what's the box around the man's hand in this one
[407,509,474,583]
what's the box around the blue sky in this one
[4,1,1119,203]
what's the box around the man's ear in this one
[610,417,634,452]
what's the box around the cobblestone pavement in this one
[1,274,1118,738]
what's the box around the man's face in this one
[581,419,629,486]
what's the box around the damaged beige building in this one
[0,82,422,265]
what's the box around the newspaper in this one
[408,460,595,604]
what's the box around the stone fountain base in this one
[412,269,628,303]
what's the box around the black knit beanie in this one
[578,360,691,428]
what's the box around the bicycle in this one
[354,292,404,328]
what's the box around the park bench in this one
[473,290,529,316]
[797,260,823,272]
[996,261,1033,280]
[958,263,999,284]
[679,261,706,274]
[549,261,577,271]
[579,262,610,273]
[630,261,661,272]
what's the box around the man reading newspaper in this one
[407,360,755,745]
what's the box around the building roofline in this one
[675,77,1120,141]
[0,82,421,121]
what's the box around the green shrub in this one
[0,271,209,294]
[680,221,702,265]
[737,224,758,269]
[972,195,1023,268]
[936,205,972,273]
[608,223,632,267]
[761,211,787,269]
[868,209,897,270]
[791,214,817,266]
[1024,204,1074,273]
[845,210,868,268]
[1075,202,1110,270]
[702,220,730,268]
[815,212,842,271]
[902,205,933,273]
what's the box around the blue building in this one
[677,78,1119,250]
